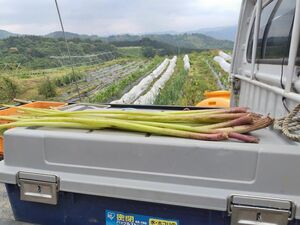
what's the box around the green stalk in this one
[50,112,249,123]
[0,106,271,143]
[0,115,254,134]
[133,115,253,133]
[195,115,253,129]
[2,105,59,115]
[134,120,213,133]
[0,117,228,141]
[158,107,248,115]
[0,119,260,143]
[7,106,248,118]
[0,116,25,121]
[25,110,168,117]
[0,122,107,134]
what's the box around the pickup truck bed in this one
[0,105,299,225]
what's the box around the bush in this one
[38,78,56,98]
[0,76,19,102]
[55,72,86,87]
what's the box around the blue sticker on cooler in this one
[105,210,179,225]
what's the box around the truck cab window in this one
[247,0,296,64]
[263,0,296,59]
[298,39,300,57]
[247,0,278,61]
[297,41,300,65]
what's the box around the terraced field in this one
[155,52,227,106]
[64,60,147,102]
[90,51,229,106]
[177,53,219,106]
[0,51,230,106]
[90,56,163,103]
[0,58,148,103]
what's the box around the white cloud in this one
[0,0,242,35]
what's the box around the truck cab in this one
[232,0,300,117]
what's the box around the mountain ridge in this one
[0,27,235,50]
[194,26,237,41]
[0,29,18,39]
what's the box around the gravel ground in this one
[0,184,13,220]
[0,184,33,224]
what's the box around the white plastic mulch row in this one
[213,56,231,73]
[134,56,177,105]
[219,51,232,61]
[111,58,170,104]
[183,54,190,71]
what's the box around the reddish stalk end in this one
[223,107,249,113]
[228,132,259,143]
[189,132,228,141]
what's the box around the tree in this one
[142,47,156,58]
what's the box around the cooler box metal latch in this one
[17,171,59,205]
[228,195,296,225]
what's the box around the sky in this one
[0,0,242,36]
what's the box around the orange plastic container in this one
[0,101,66,157]
[196,90,231,108]
[203,90,231,99]
[196,97,230,108]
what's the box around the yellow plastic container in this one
[0,101,66,157]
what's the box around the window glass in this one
[264,0,296,59]
[257,0,279,59]
[297,40,300,55]
[247,0,278,60]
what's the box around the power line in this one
[49,52,114,59]
[54,0,82,101]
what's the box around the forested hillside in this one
[0,29,233,71]
[0,36,117,69]
[0,29,17,39]
[45,31,99,40]
[45,31,234,50]
[111,37,197,56]
[103,33,234,50]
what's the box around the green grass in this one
[155,56,188,105]
[91,56,163,103]
[176,52,218,106]
[118,47,143,57]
